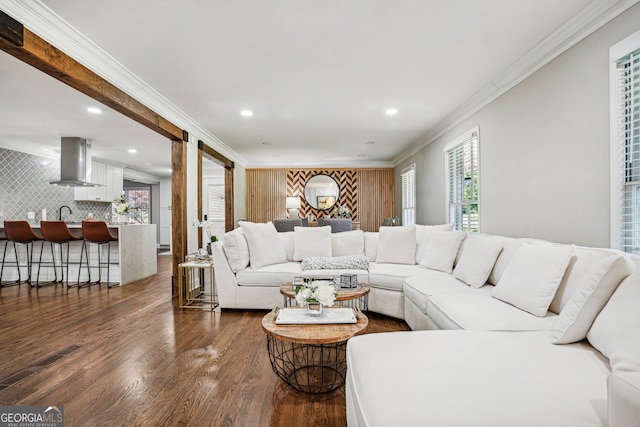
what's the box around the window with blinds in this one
[445,129,479,232]
[614,45,640,253]
[401,164,416,226]
[208,184,225,221]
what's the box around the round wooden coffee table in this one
[262,308,368,393]
[280,282,370,311]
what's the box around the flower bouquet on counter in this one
[294,280,337,316]
[114,194,130,215]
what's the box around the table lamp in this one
[286,197,301,218]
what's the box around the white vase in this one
[118,214,128,224]
[306,302,323,316]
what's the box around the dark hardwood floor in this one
[0,256,409,426]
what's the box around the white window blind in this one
[445,130,479,232]
[615,47,640,253]
[208,184,225,221]
[401,164,416,226]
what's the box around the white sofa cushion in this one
[587,267,640,372]
[239,221,287,269]
[293,226,332,261]
[346,331,609,427]
[375,226,416,265]
[551,255,631,344]
[364,232,378,262]
[403,268,490,313]
[414,223,454,263]
[236,262,302,286]
[331,230,365,256]
[492,243,574,317]
[368,263,423,292]
[550,246,622,314]
[278,231,295,261]
[486,236,528,285]
[453,234,503,288]
[428,292,558,331]
[608,373,640,427]
[222,228,250,273]
[418,230,466,273]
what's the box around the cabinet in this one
[74,161,123,202]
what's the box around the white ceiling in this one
[0,0,612,173]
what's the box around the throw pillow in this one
[375,226,416,265]
[415,223,454,263]
[222,227,250,273]
[239,221,287,268]
[551,254,630,344]
[293,226,332,261]
[587,266,640,372]
[453,234,503,288]
[332,230,365,257]
[364,232,379,262]
[301,254,369,271]
[492,243,574,317]
[418,231,466,273]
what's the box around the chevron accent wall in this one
[247,168,393,231]
[286,169,358,221]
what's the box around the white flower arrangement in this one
[294,281,337,307]
[335,204,352,218]
[192,219,218,242]
[114,194,129,214]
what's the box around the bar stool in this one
[78,220,118,287]
[37,221,82,287]
[3,220,44,285]
[0,230,16,286]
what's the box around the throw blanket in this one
[301,255,369,271]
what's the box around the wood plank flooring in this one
[0,256,409,426]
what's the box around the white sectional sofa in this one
[210,221,640,426]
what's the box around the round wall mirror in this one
[304,175,340,210]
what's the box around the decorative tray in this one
[275,307,357,325]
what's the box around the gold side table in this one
[179,255,217,311]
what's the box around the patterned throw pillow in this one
[301,255,370,271]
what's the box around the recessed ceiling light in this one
[87,107,102,114]
[385,108,398,116]
[364,141,375,145]
[128,148,137,154]
[241,109,254,117]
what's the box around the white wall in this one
[395,3,640,248]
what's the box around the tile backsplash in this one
[0,147,111,225]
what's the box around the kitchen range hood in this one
[50,137,101,187]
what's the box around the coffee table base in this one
[266,335,347,393]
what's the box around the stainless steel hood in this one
[49,137,101,187]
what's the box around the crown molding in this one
[392,0,640,167]
[0,0,248,167]
[247,160,395,169]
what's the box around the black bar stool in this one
[38,221,82,287]
[3,220,44,286]
[0,230,18,286]
[78,220,119,287]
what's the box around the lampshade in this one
[286,197,301,209]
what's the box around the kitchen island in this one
[0,223,157,286]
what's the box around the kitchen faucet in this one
[58,205,72,221]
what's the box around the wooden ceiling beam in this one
[0,11,185,142]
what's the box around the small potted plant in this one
[335,204,352,218]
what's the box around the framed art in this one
[317,196,336,210]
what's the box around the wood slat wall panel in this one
[246,170,287,222]
[357,169,395,232]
